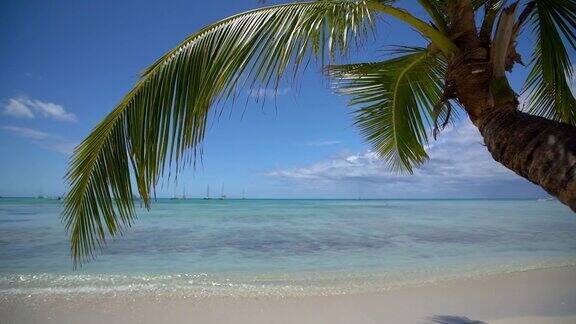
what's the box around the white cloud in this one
[3,99,34,118]
[1,125,77,155]
[44,142,76,154]
[304,140,342,147]
[32,100,77,122]
[0,126,49,140]
[248,87,289,98]
[266,120,544,198]
[2,96,77,122]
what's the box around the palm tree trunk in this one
[443,0,576,211]
[477,105,576,211]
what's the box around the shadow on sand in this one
[427,315,487,324]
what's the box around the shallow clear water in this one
[0,198,575,296]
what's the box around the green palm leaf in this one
[328,47,450,173]
[522,0,576,124]
[63,0,375,264]
[418,0,495,15]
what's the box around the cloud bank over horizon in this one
[266,120,546,199]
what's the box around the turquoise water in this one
[0,198,575,296]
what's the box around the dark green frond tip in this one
[328,47,449,173]
[62,0,375,266]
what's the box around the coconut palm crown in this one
[63,0,576,264]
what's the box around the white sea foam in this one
[2,260,575,297]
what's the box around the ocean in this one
[0,198,575,296]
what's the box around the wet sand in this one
[1,266,575,324]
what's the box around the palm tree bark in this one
[477,105,576,211]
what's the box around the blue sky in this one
[0,0,548,199]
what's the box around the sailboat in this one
[36,187,45,199]
[170,186,178,200]
[203,185,211,200]
[219,183,226,200]
[182,185,187,200]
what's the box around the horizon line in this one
[0,196,551,201]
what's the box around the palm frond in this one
[416,0,492,36]
[472,0,498,10]
[328,47,450,173]
[417,0,448,32]
[479,0,505,44]
[418,0,494,15]
[63,0,375,265]
[522,0,576,124]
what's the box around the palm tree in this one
[63,0,576,263]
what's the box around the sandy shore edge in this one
[1,266,575,324]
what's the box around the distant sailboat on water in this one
[219,183,226,200]
[170,186,178,200]
[202,184,226,200]
[36,186,45,199]
[169,185,187,200]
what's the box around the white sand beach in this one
[2,266,575,324]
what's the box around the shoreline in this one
[2,261,576,297]
[2,266,575,323]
